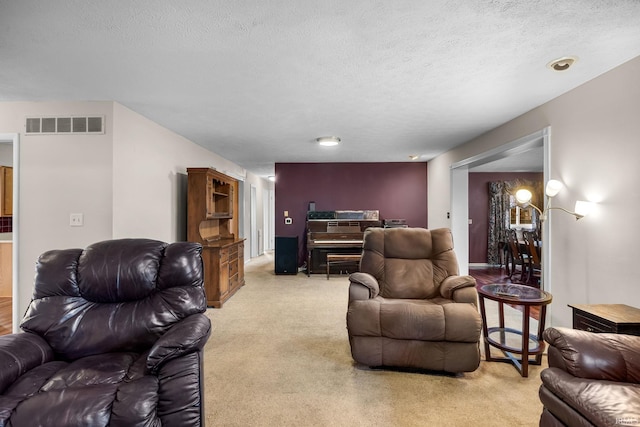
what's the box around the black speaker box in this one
[275,236,298,275]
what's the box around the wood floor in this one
[469,265,540,320]
[0,297,12,336]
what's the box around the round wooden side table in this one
[478,283,553,377]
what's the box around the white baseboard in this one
[469,263,490,268]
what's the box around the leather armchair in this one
[0,239,211,426]
[346,227,482,373]
[539,327,640,427]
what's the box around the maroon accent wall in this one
[468,172,543,263]
[275,162,428,265]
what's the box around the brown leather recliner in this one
[539,327,640,427]
[346,227,482,373]
[0,239,211,426]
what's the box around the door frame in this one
[450,127,551,290]
[0,133,19,332]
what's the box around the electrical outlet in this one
[285,217,292,225]
[70,213,84,227]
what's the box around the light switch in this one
[284,210,289,217]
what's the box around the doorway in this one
[0,133,19,334]
[250,185,258,258]
[450,128,550,288]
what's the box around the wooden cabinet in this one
[187,168,244,307]
[0,167,12,216]
[569,304,640,336]
[187,168,237,242]
[0,242,11,297]
[201,240,244,308]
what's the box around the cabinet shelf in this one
[187,167,244,308]
[208,212,232,219]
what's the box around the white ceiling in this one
[2,1,640,177]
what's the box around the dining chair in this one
[506,228,530,283]
[522,230,541,286]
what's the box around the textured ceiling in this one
[2,1,640,177]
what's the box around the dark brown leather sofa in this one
[539,327,640,427]
[0,239,211,426]
[346,227,482,373]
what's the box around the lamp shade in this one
[574,200,594,218]
[545,180,563,197]
[515,189,533,204]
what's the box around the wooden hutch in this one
[187,167,245,308]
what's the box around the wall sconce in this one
[515,179,594,221]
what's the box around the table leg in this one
[498,301,506,345]
[535,304,548,365]
[478,296,492,360]
[521,305,531,377]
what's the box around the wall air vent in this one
[25,116,105,135]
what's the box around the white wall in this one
[0,101,114,320]
[111,103,247,242]
[0,144,13,166]
[0,100,272,322]
[428,55,640,328]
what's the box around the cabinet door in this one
[0,167,12,217]
[205,177,215,219]
[219,248,230,296]
[238,242,245,285]
[0,243,11,297]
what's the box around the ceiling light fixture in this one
[546,56,578,72]
[409,155,419,160]
[316,136,341,147]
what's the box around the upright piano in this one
[306,210,381,276]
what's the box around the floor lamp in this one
[515,179,593,222]
[514,179,594,290]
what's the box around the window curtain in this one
[487,179,543,265]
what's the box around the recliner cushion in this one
[360,228,461,300]
[20,239,206,361]
[1,352,161,427]
[348,299,481,342]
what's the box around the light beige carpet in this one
[203,252,545,426]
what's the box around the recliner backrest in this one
[359,227,460,299]
[20,239,206,361]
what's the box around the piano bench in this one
[326,253,362,280]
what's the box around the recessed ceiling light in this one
[547,56,578,72]
[316,136,341,146]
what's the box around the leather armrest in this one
[544,327,640,383]
[0,332,54,394]
[440,275,477,300]
[348,272,379,300]
[540,367,640,425]
[147,313,211,374]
